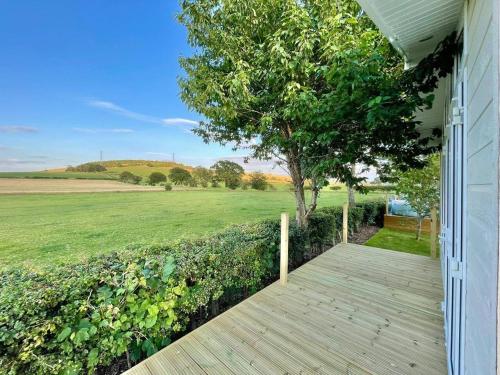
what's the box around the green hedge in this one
[0,202,383,375]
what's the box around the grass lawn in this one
[364,228,433,256]
[0,189,384,269]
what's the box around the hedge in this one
[0,202,384,375]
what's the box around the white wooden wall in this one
[463,0,499,373]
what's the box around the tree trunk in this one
[347,163,356,207]
[286,149,307,228]
[416,216,423,240]
[348,185,356,207]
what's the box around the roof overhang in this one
[356,0,464,67]
[355,0,463,140]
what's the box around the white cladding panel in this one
[464,0,499,374]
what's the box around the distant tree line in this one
[66,163,107,172]
[117,160,270,191]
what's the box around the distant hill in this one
[47,160,291,184]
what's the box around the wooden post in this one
[430,207,438,259]
[342,203,348,244]
[280,213,289,286]
[385,193,389,215]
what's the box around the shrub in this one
[192,167,212,188]
[169,168,191,186]
[119,171,142,185]
[164,183,173,191]
[148,172,167,185]
[249,172,267,191]
[0,203,384,374]
[225,176,241,190]
[330,186,342,191]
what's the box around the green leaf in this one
[144,315,157,329]
[57,327,72,342]
[162,256,176,282]
[88,348,99,368]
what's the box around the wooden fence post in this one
[342,203,348,244]
[280,213,289,286]
[430,207,438,259]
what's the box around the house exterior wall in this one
[463,0,499,373]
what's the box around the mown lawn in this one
[0,189,384,269]
[364,227,433,256]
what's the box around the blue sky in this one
[0,0,259,172]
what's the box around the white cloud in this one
[73,127,134,134]
[162,118,199,127]
[88,99,199,129]
[0,125,38,133]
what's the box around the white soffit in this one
[356,0,464,66]
[415,79,446,139]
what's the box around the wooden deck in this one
[124,244,446,375]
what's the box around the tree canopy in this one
[169,167,192,185]
[148,172,167,185]
[211,160,244,189]
[179,0,456,226]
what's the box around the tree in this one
[192,166,213,188]
[169,167,192,185]
[148,172,167,185]
[210,161,244,188]
[396,154,440,240]
[179,0,455,226]
[249,172,268,191]
[119,171,142,185]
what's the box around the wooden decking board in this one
[253,282,445,363]
[123,244,446,375]
[243,289,443,375]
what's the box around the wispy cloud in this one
[88,100,161,124]
[87,99,199,129]
[73,127,134,134]
[0,125,38,133]
[162,118,199,127]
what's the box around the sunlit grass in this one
[364,227,433,256]
[0,189,384,269]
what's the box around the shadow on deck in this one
[124,243,446,375]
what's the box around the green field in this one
[0,189,384,269]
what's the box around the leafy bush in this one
[192,167,212,188]
[169,168,191,186]
[119,171,142,185]
[66,163,107,173]
[330,186,342,191]
[249,172,267,191]
[225,176,241,190]
[0,203,384,375]
[148,172,167,185]
[164,183,172,191]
